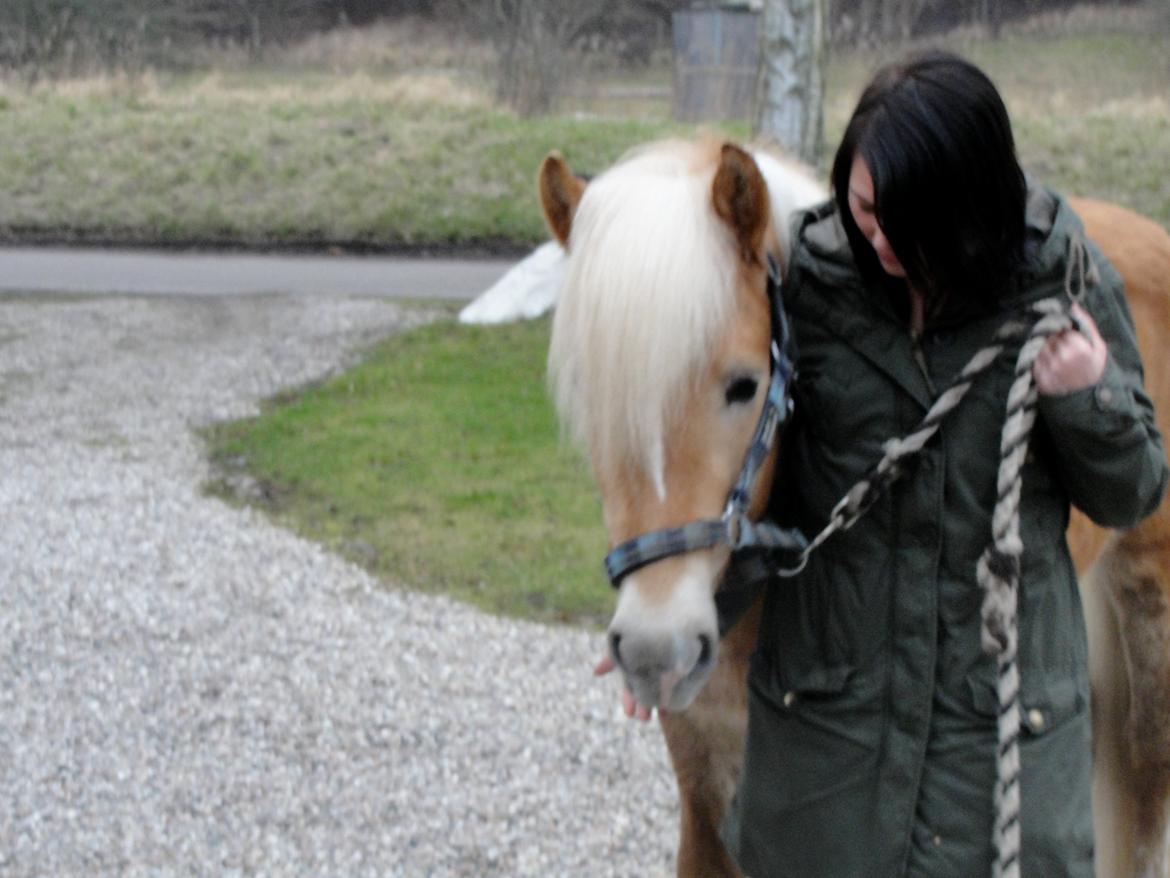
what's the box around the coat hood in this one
[788,181,1098,314]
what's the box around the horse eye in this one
[725,376,759,406]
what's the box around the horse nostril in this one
[609,631,624,669]
[697,633,712,667]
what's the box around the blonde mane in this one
[547,140,741,493]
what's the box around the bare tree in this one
[980,0,1005,37]
[0,0,343,78]
[174,0,330,53]
[0,0,158,82]
[453,0,615,116]
[754,0,827,166]
[0,1,77,83]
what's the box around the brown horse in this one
[540,137,1170,877]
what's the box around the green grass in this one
[206,316,615,627]
[0,74,693,249]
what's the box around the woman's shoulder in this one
[785,201,863,292]
[1014,180,1119,301]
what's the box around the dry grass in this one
[173,16,495,77]
[276,18,494,73]
[1005,2,1169,36]
[0,62,688,249]
[0,68,489,110]
[180,71,490,108]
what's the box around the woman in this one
[605,51,1169,876]
[718,50,1168,877]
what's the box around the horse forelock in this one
[548,140,739,495]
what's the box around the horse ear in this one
[539,151,586,248]
[711,143,770,264]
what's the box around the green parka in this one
[721,186,1169,877]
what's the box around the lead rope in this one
[774,314,1033,578]
[982,237,1095,878]
[978,298,1075,878]
[776,236,1095,878]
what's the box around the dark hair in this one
[831,50,1027,317]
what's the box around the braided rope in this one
[977,300,1074,878]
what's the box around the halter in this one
[602,254,808,590]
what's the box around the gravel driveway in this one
[0,293,676,877]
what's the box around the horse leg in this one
[1110,528,1170,878]
[1084,547,1139,877]
[1088,526,1170,878]
[659,594,760,878]
[660,708,742,878]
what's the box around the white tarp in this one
[458,150,827,326]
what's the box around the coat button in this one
[1096,386,1114,407]
[933,835,942,847]
[1027,708,1046,731]
[783,691,797,708]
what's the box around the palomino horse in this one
[541,137,1170,877]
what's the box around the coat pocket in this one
[744,658,882,809]
[965,670,1085,736]
[964,669,1093,874]
[725,663,886,876]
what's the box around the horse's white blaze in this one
[650,437,667,503]
[613,554,719,646]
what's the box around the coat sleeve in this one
[1036,251,1170,528]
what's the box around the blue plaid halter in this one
[602,254,808,592]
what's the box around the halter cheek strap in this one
[602,256,808,589]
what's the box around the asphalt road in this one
[0,247,513,299]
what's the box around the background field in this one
[24,6,1161,627]
[1,7,1167,251]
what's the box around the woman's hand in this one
[594,652,656,723]
[1033,303,1108,395]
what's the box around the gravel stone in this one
[0,294,678,877]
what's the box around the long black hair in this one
[831,51,1027,318]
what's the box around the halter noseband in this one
[602,254,808,590]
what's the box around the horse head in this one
[542,139,787,712]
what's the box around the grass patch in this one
[206,316,614,627]
[0,72,692,249]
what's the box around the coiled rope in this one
[776,236,1098,878]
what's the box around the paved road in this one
[0,247,511,299]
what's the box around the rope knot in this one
[983,546,1020,583]
[977,547,1019,656]
[1064,232,1100,304]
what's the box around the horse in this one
[539,136,1170,877]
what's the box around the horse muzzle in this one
[606,560,721,711]
[610,626,716,711]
